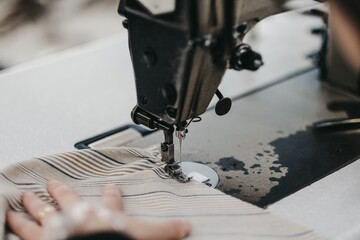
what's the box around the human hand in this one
[329,0,360,70]
[7,180,191,240]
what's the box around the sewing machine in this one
[112,0,360,212]
[118,0,320,182]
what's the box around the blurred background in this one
[0,0,125,69]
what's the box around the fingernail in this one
[6,210,15,216]
[180,221,192,236]
[49,179,60,184]
[23,191,35,198]
[6,211,16,221]
[48,180,61,186]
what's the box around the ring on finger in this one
[37,206,56,223]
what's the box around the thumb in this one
[126,218,192,240]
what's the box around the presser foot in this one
[164,163,192,183]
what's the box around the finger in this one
[7,211,43,240]
[47,180,81,209]
[126,218,192,240]
[22,191,56,225]
[101,184,123,211]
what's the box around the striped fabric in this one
[0,147,326,240]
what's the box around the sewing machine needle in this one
[176,127,187,164]
[179,138,182,164]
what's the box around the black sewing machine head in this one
[118,0,277,129]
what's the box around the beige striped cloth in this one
[0,147,326,240]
